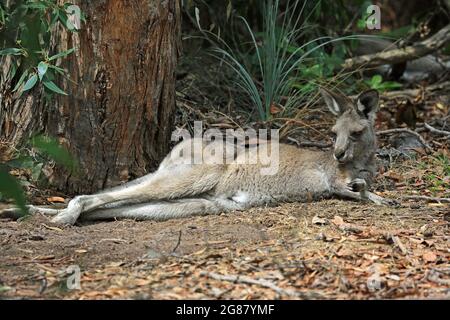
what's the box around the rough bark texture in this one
[0,0,181,194]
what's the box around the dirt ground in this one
[0,198,448,300]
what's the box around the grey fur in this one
[0,89,394,225]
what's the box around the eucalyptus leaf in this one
[12,70,29,92]
[48,48,75,61]
[37,61,48,80]
[43,80,68,95]
[22,74,38,92]
[0,48,24,56]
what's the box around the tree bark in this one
[0,0,181,194]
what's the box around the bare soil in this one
[0,199,448,299]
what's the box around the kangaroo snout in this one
[333,135,352,163]
[334,149,346,162]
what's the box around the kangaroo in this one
[0,89,393,226]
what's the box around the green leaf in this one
[43,80,67,95]
[12,70,29,92]
[0,167,28,216]
[48,48,75,61]
[22,74,38,92]
[8,60,18,80]
[48,64,66,75]
[24,2,49,10]
[58,10,76,31]
[31,135,76,173]
[370,75,382,86]
[37,61,48,80]
[0,48,24,56]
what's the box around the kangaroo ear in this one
[320,88,348,116]
[356,90,379,120]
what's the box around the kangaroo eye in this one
[351,131,363,138]
[330,132,337,141]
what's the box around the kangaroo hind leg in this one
[81,198,226,222]
[51,164,225,225]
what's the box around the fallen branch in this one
[382,81,450,100]
[376,128,432,151]
[402,195,450,203]
[343,24,450,71]
[424,123,450,138]
[200,271,323,299]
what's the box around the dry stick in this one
[376,128,432,151]
[171,230,182,253]
[200,271,323,299]
[342,24,450,71]
[424,123,450,138]
[402,195,450,203]
[382,81,450,100]
[390,235,408,255]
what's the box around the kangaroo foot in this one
[50,200,83,226]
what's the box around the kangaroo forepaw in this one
[348,178,367,192]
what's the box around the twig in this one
[424,123,450,138]
[99,238,128,243]
[200,271,323,299]
[287,137,332,148]
[382,81,450,100]
[376,128,432,151]
[171,230,182,253]
[390,235,408,255]
[402,195,450,203]
[342,24,450,71]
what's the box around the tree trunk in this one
[0,0,181,194]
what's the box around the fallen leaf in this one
[435,102,444,110]
[422,251,437,262]
[47,196,65,203]
[332,216,344,226]
[336,247,353,257]
[41,224,63,232]
[368,263,389,275]
[35,255,55,261]
[383,171,404,182]
[270,103,283,114]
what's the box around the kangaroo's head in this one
[320,88,379,164]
